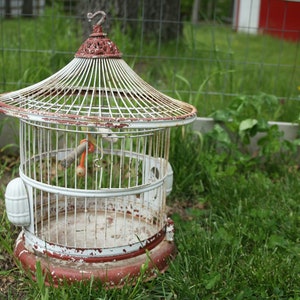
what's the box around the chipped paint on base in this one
[14,231,176,287]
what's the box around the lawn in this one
[1,147,300,299]
[1,5,300,300]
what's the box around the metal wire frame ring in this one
[87,11,106,25]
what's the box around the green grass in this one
[1,162,300,299]
[0,6,80,92]
[156,23,300,118]
[168,172,300,299]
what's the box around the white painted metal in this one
[0,58,197,128]
[5,177,31,227]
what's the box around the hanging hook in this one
[87,11,106,26]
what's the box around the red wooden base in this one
[14,232,176,287]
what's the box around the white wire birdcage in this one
[1,11,197,286]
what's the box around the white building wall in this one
[233,0,261,34]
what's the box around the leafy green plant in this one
[168,92,300,206]
[208,93,300,172]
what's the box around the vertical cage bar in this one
[94,196,98,248]
[74,196,77,247]
[34,188,38,235]
[109,139,114,188]
[55,194,59,244]
[104,197,108,247]
[47,193,51,241]
[64,195,68,245]
[84,196,88,248]
[113,198,118,246]
[29,123,33,180]
[55,125,59,187]
[128,135,133,188]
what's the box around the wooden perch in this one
[60,141,88,168]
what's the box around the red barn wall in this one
[259,0,300,42]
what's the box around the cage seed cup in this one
[0,11,197,286]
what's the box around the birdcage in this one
[1,11,197,286]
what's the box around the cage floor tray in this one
[39,211,158,248]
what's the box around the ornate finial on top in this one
[75,11,122,58]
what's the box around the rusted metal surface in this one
[15,231,176,287]
[75,24,122,58]
[0,54,197,128]
[76,11,122,58]
[23,225,167,263]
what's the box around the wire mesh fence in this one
[0,0,299,117]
